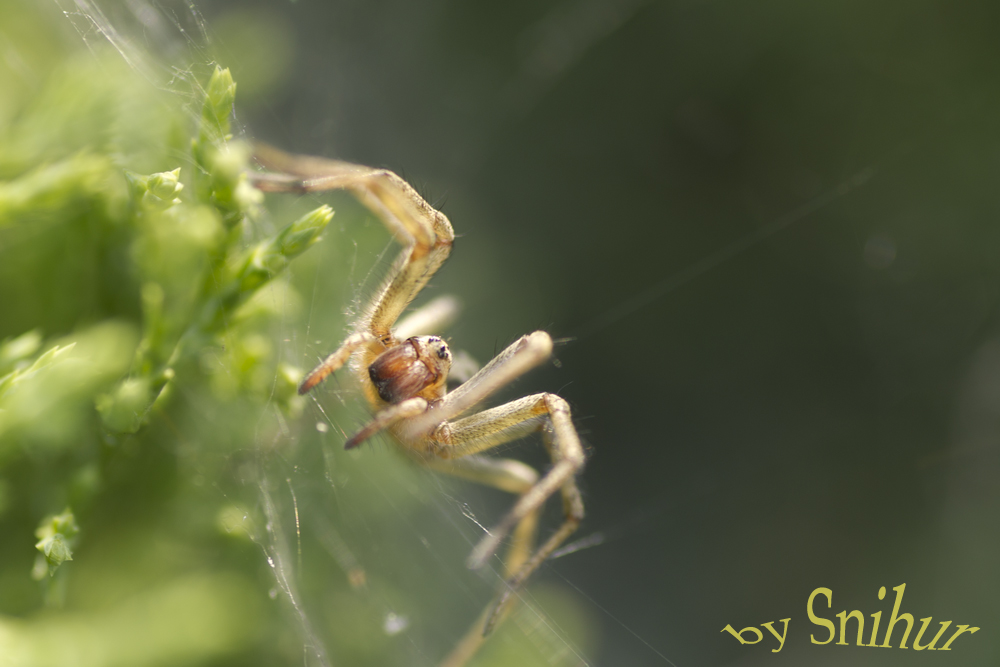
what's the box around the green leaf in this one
[33,509,79,578]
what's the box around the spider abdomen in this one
[369,336,451,404]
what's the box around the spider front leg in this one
[251,145,455,391]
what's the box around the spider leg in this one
[483,424,585,635]
[428,392,585,635]
[434,456,546,667]
[344,397,428,450]
[392,295,461,340]
[252,144,454,341]
[299,331,375,394]
[423,455,541,576]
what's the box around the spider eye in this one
[436,346,449,360]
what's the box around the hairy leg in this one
[298,331,376,394]
[423,454,542,576]
[253,145,455,385]
[393,295,461,340]
[430,392,586,634]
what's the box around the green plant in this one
[0,26,330,661]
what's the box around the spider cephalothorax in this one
[252,144,585,667]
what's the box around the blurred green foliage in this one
[0,3,325,663]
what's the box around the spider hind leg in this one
[427,391,586,635]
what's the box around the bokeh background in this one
[1,0,998,665]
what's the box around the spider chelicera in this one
[251,145,586,664]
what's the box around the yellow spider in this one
[251,144,585,666]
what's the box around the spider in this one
[251,144,586,665]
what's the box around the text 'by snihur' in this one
[721,583,979,653]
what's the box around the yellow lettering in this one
[913,618,951,651]
[807,587,835,645]
[938,624,979,651]
[836,609,865,646]
[867,610,882,647]
[721,624,763,644]
[866,586,885,647]
[880,583,914,648]
[761,618,790,653]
